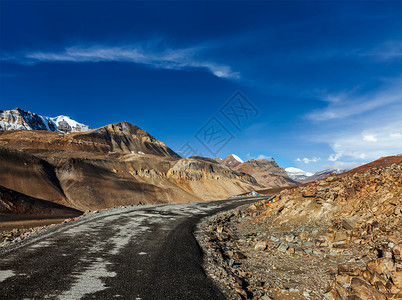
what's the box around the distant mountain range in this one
[215,154,296,188]
[285,167,314,181]
[0,108,90,133]
[0,108,352,211]
[0,109,260,215]
[299,168,350,183]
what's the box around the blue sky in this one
[1,0,401,172]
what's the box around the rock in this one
[255,241,267,251]
[335,231,348,241]
[337,264,362,276]
[277,242,288,253]
[302,189,316,197]
[367,258,395,275]
[234,286,248,297]
[249,204,257,211]
[285,234,295,242]
[298,231,309,242]
[336,274,352,285]
[350,278,386,300]
[286,247,295,254]
[269,236,279,242]
[233,251,247,260]
[393,244,402,256]
[391,269,402,287]
[323,289,342,300]
[342,218,357,230]
[369,272,387,286]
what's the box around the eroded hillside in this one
[0,122,260,213]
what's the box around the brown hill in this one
[0,122,259,213]
[0,185,82,216]
[220,154,243,168]
[346,155,402,175]
[233,159,296,188]
[0,121,180,158]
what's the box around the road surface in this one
[0,197,268,299]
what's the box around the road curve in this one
[0,197,268,299]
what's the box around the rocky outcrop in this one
[168,157,257,184]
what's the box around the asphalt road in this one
[0,197,268,300]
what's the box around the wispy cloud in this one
[307,78,402,122]
[328,152,342,162]
[322,161,361,171]
[360,41,402,61]
[2,42,240,79]
[296,157,321,164]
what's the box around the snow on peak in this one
[50,115,90,132]
[231,154,244,163]
[285,167,313,180]
[0,108,90,133]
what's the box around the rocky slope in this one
[0,122,259,213]
[0,185,82,216]
[234,158,296,188]
[0,121,180,158]
[197,156,401,299]
[216,155,296,188]
[0,108,89,133]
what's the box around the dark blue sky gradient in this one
[1,0,401,171]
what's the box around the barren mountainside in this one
[234,158,296,188]
[0,121,260,213]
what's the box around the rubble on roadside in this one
[196,162,401,299]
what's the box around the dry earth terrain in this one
[196,156,402,299]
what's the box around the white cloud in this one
[328,152,342,162]
[329,119,402,161]
[3,43,240,79]
[363,134,377,142]
[296,157,321,164]
[306,79,402,122]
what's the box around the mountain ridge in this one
[217,155,296,188]
[0,108,89,133]
[0,114,260,212]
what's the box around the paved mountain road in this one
[0,197,269,299]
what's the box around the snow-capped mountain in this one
[300,168,349,183]
[0,108,90,133]
[220,154,244,168]
[285,167,314,181]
